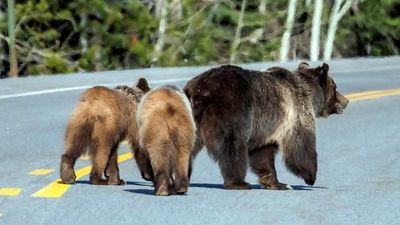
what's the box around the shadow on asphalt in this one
[190,183,225,189]
[290,185,328,191]
[75,180,90,184]
[75,180,326,191]
[124,189,154,195]
[190,183,328,191]
[125,181,153,187]
[74,180,153,186]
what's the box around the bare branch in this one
[230,0,247,63]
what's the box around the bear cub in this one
[135,85,196,196]
[60,78,150,185]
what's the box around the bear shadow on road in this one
[75,180,326,191]
[190,183,327,191]
[124,189,154,196]
[125,181,153,187]
[290,185,328,191]
[74,180,153,187]
[75,180,90,185]
[189,183,225,189]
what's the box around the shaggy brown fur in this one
[135,85,196,196]
[183,62,348,190]
[60,78,150,185]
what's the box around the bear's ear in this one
[298,62,310,70]
[136,78,150,93]
[316,63,329,85]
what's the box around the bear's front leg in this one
[282,124,318,186]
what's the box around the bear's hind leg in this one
[89,139,111,185]
[60,154,78,184]
[217,136,251,190]
[249,145,291,190]
[104,143,125,185]
[133,147,154,182]
[174,146,190,194]
[147,145,174,196]
[60,123,89,184]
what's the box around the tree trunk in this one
[230,0,247,64]
[323,0,360,60]
[152,0,168,64]
[170,0,182,22]
[7,0,17,77]
[310,0,323,61]
[280,0,298,62]
[259,0,267,14]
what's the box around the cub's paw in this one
[155,184,170,196]
[265,183,293,190]
[175,186,188,195]
[60,170,76,184]
[90,178,109,185]
[224,181,252,190]
[141,172,154,182]
[108,178,125,186]
[60,176,76,185]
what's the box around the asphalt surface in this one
[0,57,399,225]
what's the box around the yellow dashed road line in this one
[31,152,133,198]
[0,188,22,196]
[29,169,54,175]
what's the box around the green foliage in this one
[336,0,400,57]
[1,0,157,75]
[0,0,399,76]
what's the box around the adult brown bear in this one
[183,62,348,190]
[135,85,196,196]
[60,78,150,185]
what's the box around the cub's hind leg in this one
[147,145,174,196]
[104,143,125,185]
[60,123,89,184]
[60,153,78,184]
[133,147,154,182]
[174,146,191,194]
[249,144,291,190]
[89,138,113,185]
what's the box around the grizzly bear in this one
[135,85,196,196]
[60,78,150,185]
[183,62,349,190]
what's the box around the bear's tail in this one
[183,86,215,125]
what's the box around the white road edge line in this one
[335,65,400,73]
[0,77,192,100]
[1,63,400,100]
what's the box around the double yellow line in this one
[346,88,400,102]
[30,88,400,198]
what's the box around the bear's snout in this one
[335,91,349,114]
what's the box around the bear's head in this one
[298,62,349,118]
[115,77,151,103]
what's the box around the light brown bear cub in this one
[60,78,150,185]
[135,85,196,196]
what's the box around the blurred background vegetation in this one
[0,0,399,77]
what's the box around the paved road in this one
[0,57,399,225]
